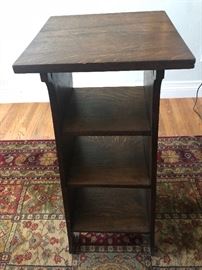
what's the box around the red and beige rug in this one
[0,136,201,269]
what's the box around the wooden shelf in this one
[72,187,150,233]
[63,87,150,135]
[67,136,150,187]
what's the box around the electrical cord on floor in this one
[193,82,202,120]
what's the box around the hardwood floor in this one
[0,98,201,140]
[159,98,202,136]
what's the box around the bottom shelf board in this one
[72,188,150,233]
[67,136,150,187]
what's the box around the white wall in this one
[0,0,201,103]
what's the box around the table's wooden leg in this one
[144,70,165,255]
[41,72,76,254]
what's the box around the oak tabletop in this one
[13,11,195,73]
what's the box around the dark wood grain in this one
[67,136,150,187]
[41,73,76,253]
[13,11,195,73]
[72,188,150,233]
[144,70,165,255]
[14,11,195,254]
[63,87,150,135]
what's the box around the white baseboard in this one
[0,85,49,103]
[0,80,201,103]
[161,80,202,98]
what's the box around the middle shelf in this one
[66,136,150,187]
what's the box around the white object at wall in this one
[0,0,201,103]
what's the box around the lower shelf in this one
[72,188,150,233]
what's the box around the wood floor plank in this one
[0,103,53,140]
[159,98,202,136]
[0,104,12,139]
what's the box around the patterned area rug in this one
[0,136,201,270]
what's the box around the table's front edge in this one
[13,59,195,74]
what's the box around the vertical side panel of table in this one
[144,70,164,255]
[40,72,75,253]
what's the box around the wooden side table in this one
[13,11,195,254]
